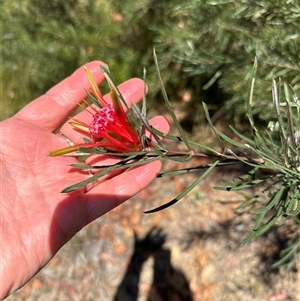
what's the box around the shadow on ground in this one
[113,227,193,301]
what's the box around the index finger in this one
[15,61,106,132]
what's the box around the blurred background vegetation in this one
[1,0,300,126]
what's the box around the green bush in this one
[2,0,300,125]
[1,0,132,119]
[113,0,300,123]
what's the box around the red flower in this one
[50,67,142,157]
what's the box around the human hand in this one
[0,61,169,298]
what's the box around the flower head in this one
[50,67,142,156]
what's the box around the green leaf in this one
[131,102,164,149]
[158,161,237,178]
[234,180,280,211]
[202,70,222,90]
[229,126,255,146]
[85,90,102,109]
[242,203,284,245]
[225,177,267,191]
[144,160,219,213]
[225,149,264,169]
[251,185,289,214]
[62,156,160,192]
[149,126,221,156]
[78,147,148,157]
[70,163,95,170]
[272,237,300,268]
[285,190,300,216]
[202,102,246,149]
[62,164,121,192]
[153,48,192,151]
[272,79,287,142]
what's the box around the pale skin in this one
[0,61,170,299]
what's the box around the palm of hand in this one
[0,61,169,298]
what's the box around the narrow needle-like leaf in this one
[144,160,219,213]
[153,48,191,151]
